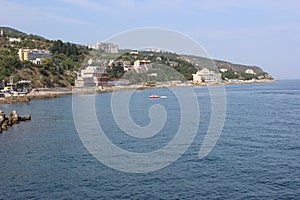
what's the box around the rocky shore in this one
[0,110,31,133]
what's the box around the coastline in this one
[0,79,275,102]
[27,88,73,99]
[31,79,277,98]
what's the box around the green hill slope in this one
[0,27,273,88]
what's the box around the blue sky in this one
[1,0,300,79]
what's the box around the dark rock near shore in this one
[0,110,31,133]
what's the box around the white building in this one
[146,48,161,53]
[219,68,228,73]
[193,68,222,83]
[9,38,21,42]
[75,66,108,87]
[89,42,119,53]
[129,50,139,55]
[133,60,151,73]
[0,29,3,37]
[245,69,256,74]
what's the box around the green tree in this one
[221,69,239,79]
[107,62,125,78]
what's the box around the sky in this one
[1,0,300,79]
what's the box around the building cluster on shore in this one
[0,27,274,97]
[74,61,271,89]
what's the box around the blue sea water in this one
[0,80,299,199]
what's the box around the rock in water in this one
[0,110,31,133]
[11,110,19,124]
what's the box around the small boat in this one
[160,96,167,99]
[149,95,160,98]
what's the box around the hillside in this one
[184,55,270,77]
[0,27,273,88]
[0,27,27,35]
[0,27,88,88]
[107,51,273,82]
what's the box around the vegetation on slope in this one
[0,27,272,88]
[0,27,88,87]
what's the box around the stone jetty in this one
[0,110,31,133]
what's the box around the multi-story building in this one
[0,29,3,37]
[133,60,151,73]
[18,49,30,61]
[75,66,108,87]
[88,42,119,53]
[18,49,51,64]
[193,68,222,83]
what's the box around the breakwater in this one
[0,110,31,133]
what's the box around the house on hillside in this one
[245,69,256,74]
[193,68,222,83]
[133,60,151,73]
[219,68,228,73]
[0,29,3,37]
[115,59,132,71]
[9,38,21,42]
[18,48,51,64]
[88,42,119,53]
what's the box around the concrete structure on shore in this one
[193,68,222,83]
[75,66,108,87]
[18,48,51,64]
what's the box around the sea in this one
[0,79,299,199]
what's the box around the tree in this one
[50,40,64,54]
[221,69,239,79]
[107,62,125,78]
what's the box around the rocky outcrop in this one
[0,110,31,133]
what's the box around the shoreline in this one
[0,79,275,102]
[31,79,277,97]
